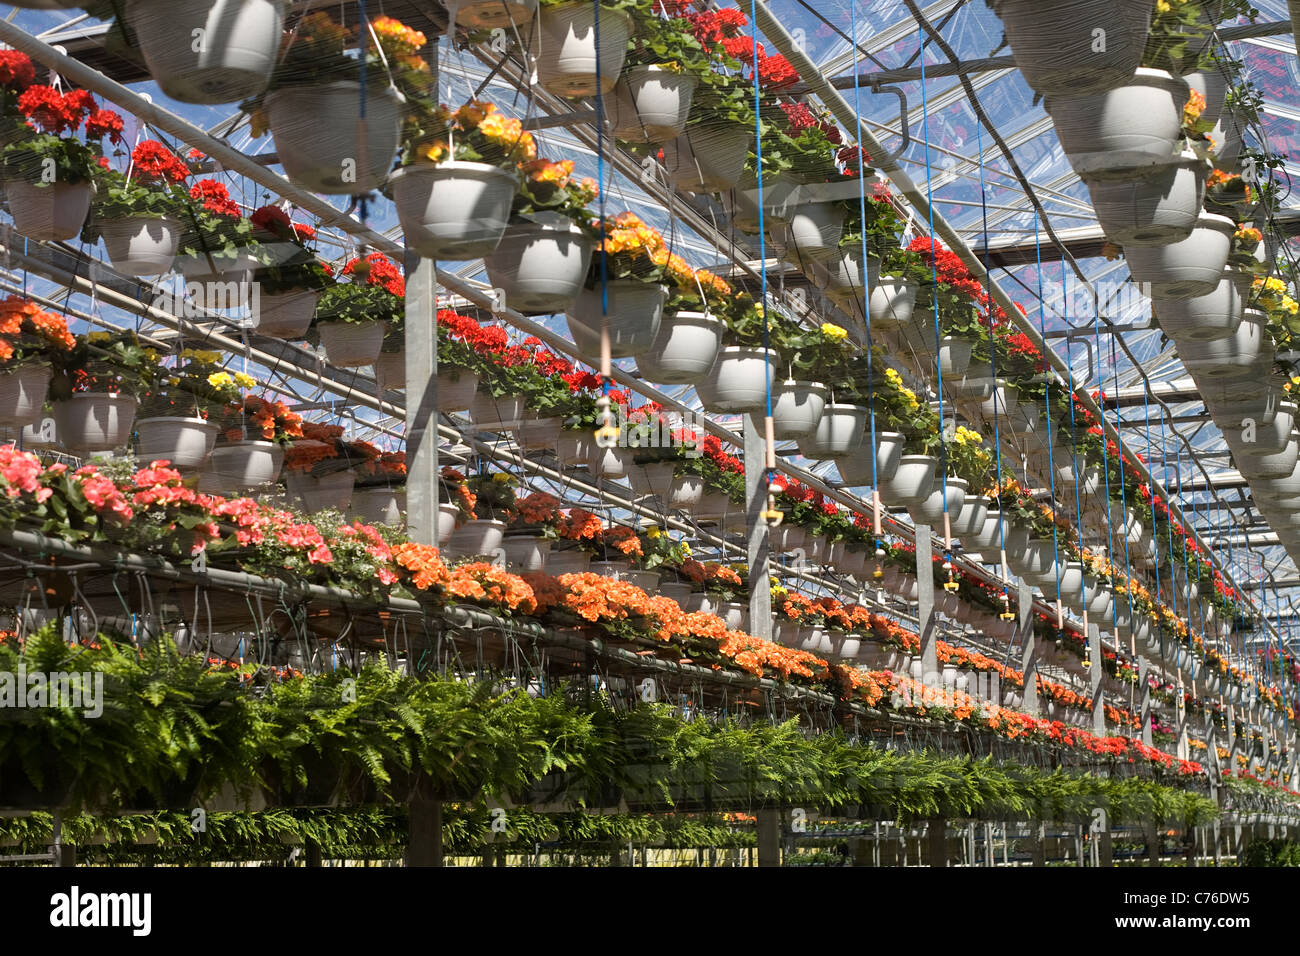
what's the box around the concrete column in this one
[1089,621,1104,734]
[926,816,947,867]
[1019,581,1039,715]
[745,415,772,639]
[406,797,443,867]
[916,526,937,685]
[756,809,782,867]
[1140,657,1154,747]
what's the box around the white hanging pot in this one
[437,370,479,412]
[390,161,518,260]
[988,0,1152,97]
[695,489,734,519]
[135,416,218,468]
[835,430,904,486]
[825,246,881,313]
[349,486,406,527]
[1083,150,1208,247]
[770,380,827,440]
[53,393,137,453]
[1225,400,1295,455]
[501,534,551,572]
[966,507,1007,553]
[556,428,592,467]
[205,440,284,490]
[797,402,869,459]
[1046,69,1189,179]
[627,460,676,498]
[125,0,284,104]
[484,213,595,315]
[1125,212,1235,299]
[317,320,386,368]
[518,415,563,450]
[937,335,973,378]
[1210,108,1247,171]
[907,476,968,527]
[605,66,697,143]
[771,523,806,554]
[1153,273,1242,342]
[546,548,591,574]
[1177,308,1269,380]
[950,494,989,537]
[635,311,722,385]
[587,442,634,479]
[685,592,720,615]
[949,358,995,399]
[662,123,752,194]
[0,365,51,429]
[868,276,917,329]
[445,518,507,558]
[1183,66,1229,130]
[6,180,93,241]
[372,351,405,390]
[771,201,844,265]
[253,288,320,340]
[664,473,704,509]
[695,346,777,414]
[876,453,936,507]
[453,0,537,29]
[657,580,692,605]
[1087,585,1113,619]
[99,215,182,277]
[470,391,526,428]
[1052,561,1086,607]
[436,502,459,546]
[535,2,632,97]
[1236,436,1299,480]
[566,281,667,358]
[285,469,355,513]
[977,379,1019,419]
[264,81,403,194]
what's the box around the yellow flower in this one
[820,322,848,341]
[207,371,233,388]
[418,140,449,164]
[646,525,661,539]
[491,472,510,483]
[181,348,222,364]
[234,372,257,389]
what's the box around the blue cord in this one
[1030,215,1062,610]
[749,0,773,429]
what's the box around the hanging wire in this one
[1030,214,1063,631]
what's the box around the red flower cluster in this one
[17,85,111,137]
[190,179,241,218]
[0,50,35,91]
[699,434,743,474]
[343,252,405,298]
[131,140,190,184]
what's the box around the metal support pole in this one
[1140,658,1154,747]
[1019,581,1039,716]
[1089,622,1104,734]
[927,816,947,868]
[916,527,937,684]
[756,809,782,867]
[404,250,440,548]
[745,415,772,640]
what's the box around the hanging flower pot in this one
[437,370,480,413]
[825,245,881,312]
[264,81,404,194]
[5,180,93,241]
[372,351,405,390]
[771,200,844,264]
[1221,400,1295,455]
[484,213,595,315]
[797,403,869,459]
[99,215,182,277]
[1055,461,1101,496]
[867,276,917,329]
[1125,212,1235,299]
[454,0,537,29]
[125,0,284,104]
[587,442,634,479]
[950,494,989,538]
[350,485,405,527]
[52,392,137,453]
[771,380,828,440]
[546,548,591,574]
[771,523,806,554]
[1153,273,1242,342]
[285,469,356,513]
[1183,67,1229,129]
[252,289,320,340]
[948,358,994,400]
[135,416,219,469]
[566,281,667,358]
[835,430,900,486]
[1045,69,1190,178]
[635,311,722,384]
[1236,436,1299,480]
[662,124,752,194]
[390,161,518,260]
[436,502,459,546]
[502,534,551,572]
[907,476,968,527]
[989,0,1152,97]
[627,460,676,498]
[1083,150,1208,247]
[535,2,632,97]
[1210,108,1247,171]
[977,379,1019,420]
[0,365,51,429]
[695,489,733,519]
[965,506,1008,555]
[205,440,284,490]
[470,391,526,428]
[937,335,973,378]
[695,346,777,414]
[556,428,591,467]
[317,320,386,368]
[518,415,563,451]
[445,518,507,558]
[1177,308,1268,380]
[663,472,703,510]
[1087,585,1113,619]
[605,66,698,143]
[876,453,936,507]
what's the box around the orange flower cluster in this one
[0,296,76,364]
[285,441,336,473]
[557,507,603,541]
[866,613,919,654]
[393,542,450,591]
[233,396,304,444]
[513,491,563,527]
[446,562,537,613]
[600,525,643,558]
[716,632,826,681]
